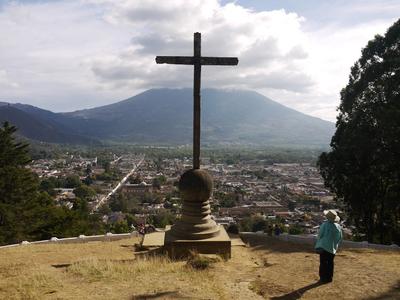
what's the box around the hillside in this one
[0,235,398,299]
[1,89,334,146]
[0,105,98,145]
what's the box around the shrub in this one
[226,224,239,234]
[186,251,221,270]
[288,224,304,235]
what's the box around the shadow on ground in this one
[270,281,324,300]
[51,258,136,269]
[241,235,314,254]
[363,281,400,300]
[120,244,135,249]
[131,291,183,299]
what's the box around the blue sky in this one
[0,0,398,121]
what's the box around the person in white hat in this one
[315,209,342,283]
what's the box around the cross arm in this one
[200,57,238,65]
[156,56,194,65]
[156,56,239,66]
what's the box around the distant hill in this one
[0,89,335,146]
[0,104,99,145]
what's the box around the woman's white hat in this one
[324,209,340,222]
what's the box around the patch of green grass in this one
[186,251,222,270]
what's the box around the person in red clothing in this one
[138,223,145,235]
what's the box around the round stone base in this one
[170,168,220,240]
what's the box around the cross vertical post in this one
[193,32,201,169]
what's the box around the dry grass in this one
[0,238,226,299]
[0,236,399,299]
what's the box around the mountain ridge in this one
[0,88,334,146]
[0,105,99,145]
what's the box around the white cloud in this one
[0,70,19,88]
[88,1,313,95]
[0,0,398,120]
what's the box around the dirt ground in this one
[228,235,400,300]
[0,235,399,299]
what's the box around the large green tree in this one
[0,122,63,244]
[318,19,400,244]
[0,122,38,243]
[0,122,105,245]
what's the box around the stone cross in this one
[156,32,238,169]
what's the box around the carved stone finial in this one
[170,169,220,240]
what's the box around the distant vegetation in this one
[28,142,325,165]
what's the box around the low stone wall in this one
[0,231,139,249]
[239,232,400,251]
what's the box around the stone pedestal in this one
[164,226,231,259]
[164,169,231,258]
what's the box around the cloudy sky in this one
[0,0,398,121]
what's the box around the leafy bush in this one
[288,224,304,235]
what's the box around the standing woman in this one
[315,210,342,283]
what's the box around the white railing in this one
[0,231,139,249]
[239,232,400,251]
[3,230,398,252]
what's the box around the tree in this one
[110,220,130,234]
[72,197,89,214]
[214,191,237,208]
[98,203,112,215]
[64,175,81,188]
[148,210,176,228]
[74,185,96,201]
[0,123,69,243]
[39,177,58,196]
[0,122,36,243]
[238,215,269,232]
[109,193,128,212]
[0,122,105,244]
[318,19,400,244]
